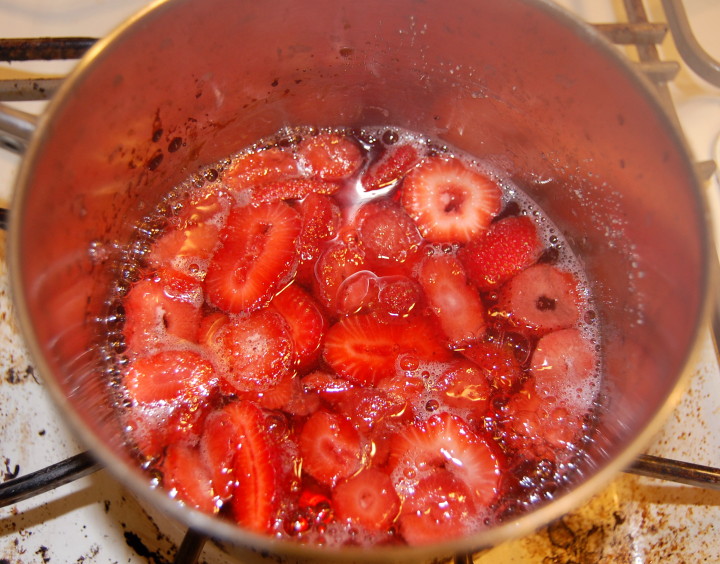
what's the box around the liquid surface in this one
[104,126,601,547]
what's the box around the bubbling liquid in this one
[103,125,602,547]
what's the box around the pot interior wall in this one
[11,0,707,555]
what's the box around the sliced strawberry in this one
[328,387,407,433]
[123,268,203,354]
[250,178,341,204]
[530,328,598,411]
[333,467,400,531]
[208,401,286,534]
[388,412,501,507]
[362,143,420,192]
[298,132,363,180]
[215,309,294,393]
[459,215,542,289]
[294,192,342,285]
[322,314,450,386]
[223,146,300,192]
[237,371,297,411]
[418,254,487,347]
[123,351,218,460]
[205,201,301,313]
[398,469,477,546]
[162,444,218,514]
[298,410,364,486]
[461,340,524,394]
[353,200,422,264]
[429,358,492,415]
[313,238,367,310]
[270,283,327,370]
[375,276,423,319]
[401,156,502,243]
[149,223,220,275]
[124,349,217,405]
[496,263,582,333]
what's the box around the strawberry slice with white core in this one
[333,467,401,531]
[401,156,501,243]
[398,469,477,545]
[531,328,598,411]
[323,314,450,386]
[388,412,501,507]
[123,268,203,355]
[215,309,294,393]
[205,201,301,314]
[298,410,364,486]
[419,254,487,347]
[497,263,582,333]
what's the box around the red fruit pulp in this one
[107,126,601,548]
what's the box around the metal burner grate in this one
[1,1,720,563]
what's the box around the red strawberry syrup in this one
[103,126,602,547]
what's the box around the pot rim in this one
[6,0,715,560]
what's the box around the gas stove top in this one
[1,0,720,562]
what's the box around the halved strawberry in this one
[123,268,203,354]
[250,178,342,204]
[333,467,400,531]
[398,469,477,546]
[459,215,542,289]
[429,358,492,415]
[214,309,295,393]
[362,143,420,192]
[201,401,286,533]
[353,200,422,264]
[418,254,487,347]
[298,410,364,486]
[270,283,327,370]
[530,328,598,411]
[388,412,501,507]
[322,314,450,386]
[496,263,582,333]
[298,132,363,180]
[401,156,502,243]
[294,192,342,286]
[223,146,300,192]
[204,201,301,313]
[162,444,218,514]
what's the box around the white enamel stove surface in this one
[1,1,719,562]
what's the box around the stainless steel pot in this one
[4,0,712,561]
